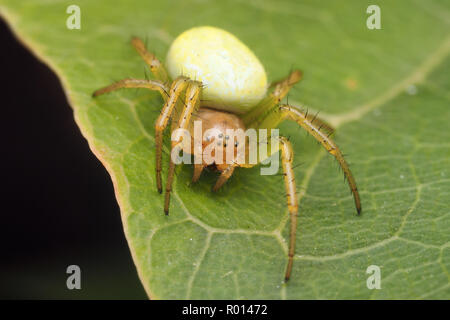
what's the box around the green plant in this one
[1,0,448,299]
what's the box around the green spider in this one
[93,26,361,281]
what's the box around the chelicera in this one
[93,26,361,281]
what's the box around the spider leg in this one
[131,37,169,83]
[92,78,169,101]
[211,165,236,192]
[279,104,361,214]
[279,136,298,281]
[304,112,335,136]
[192,164,204,183]
[155,76,190,194]
[164,81,201,214]
[243,70,302,126]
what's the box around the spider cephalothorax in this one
[93,26,361,281]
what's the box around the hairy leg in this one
[243,70,302,126]
[155,76,190,193]
[164,81,201,214]
[92,78,169,100]
[279,136,298,281]
[279,105,361,214]
[246,101,360,214]
[131,37,169,83]
[304,110,335,136]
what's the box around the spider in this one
[93,26,361,281]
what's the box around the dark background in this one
[0,17,147,299]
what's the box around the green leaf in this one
[2,0,449,299]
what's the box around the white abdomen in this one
[166,26,268,114]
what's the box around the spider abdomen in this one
[165,26,268,114]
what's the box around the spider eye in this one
[218,133,223,139]
[234,141,239,147]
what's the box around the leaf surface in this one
[1,0,449,299]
